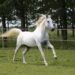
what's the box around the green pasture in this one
[0,48,75,75]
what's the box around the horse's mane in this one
[35,15,46,26]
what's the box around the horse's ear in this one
[46,15,51,18]
[39,14,42,16]
[46,12,50,18]
[36,13,41,17]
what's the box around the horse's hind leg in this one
[13,44,21,62]
[22,47,30,64]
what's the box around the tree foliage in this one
[0,0,75,40]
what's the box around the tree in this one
[60,0,67,41]
[13,0,30,31]
[0,0,14,47]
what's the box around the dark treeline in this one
[0,0,75,47]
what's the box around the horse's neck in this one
[34,25,44,31]
[34,18,47,35]
[34,24,46,38]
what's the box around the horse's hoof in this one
[45,63,48,66]
[54,56,57,59]
[13,59,15,63]
[23,62,27,64]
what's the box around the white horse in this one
[1,15,57,66]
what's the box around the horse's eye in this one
[47,21,49,23]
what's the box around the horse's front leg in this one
[47,40,57,59]
[35,40,48,66]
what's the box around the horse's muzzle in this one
[51,28,55,31]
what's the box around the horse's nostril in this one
[51,28,55,31]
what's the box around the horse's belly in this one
[24,40,36,47]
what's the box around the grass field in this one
[0,48,75,75]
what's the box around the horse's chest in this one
[35,33,47,44]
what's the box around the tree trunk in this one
[2,16,7,47]
[20,10,28,31]
[71,7,75,37]
[20,10,25,31]
[25,12,28,31]
[61,0,67,41]
[72,23,74,37]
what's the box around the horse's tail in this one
[0,28,22,37]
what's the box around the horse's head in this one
[28,14,57,31]
[46,15,56,31]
